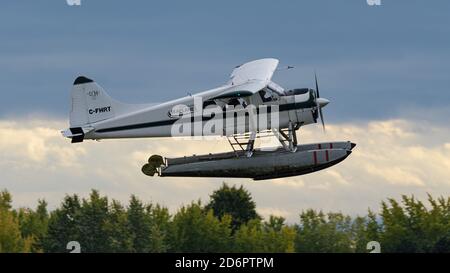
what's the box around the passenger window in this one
[203,100,217,108]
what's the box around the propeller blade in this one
[314,72,325,132]
[319,107,326,132]
[313,72,320,120]
[315,72,320,98]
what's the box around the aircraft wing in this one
[228,58,279,86]
[204,58,279,100]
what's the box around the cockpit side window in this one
[259,89,273,103]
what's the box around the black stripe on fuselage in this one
[95,101,315,134]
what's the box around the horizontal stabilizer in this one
[61,127,93,144]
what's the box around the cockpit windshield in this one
[284,88,310,96]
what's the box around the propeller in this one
[314,72,328,132]
[142,155,164,177]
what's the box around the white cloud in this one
[1,117,450,223]
[257,207,292,220]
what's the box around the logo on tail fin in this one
[88,90,99,98]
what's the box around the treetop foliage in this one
[0,184,449,253]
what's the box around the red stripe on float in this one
[330,143,333,149]
[318,144,322,149]
[313,151,317,165]
[325,150,329,162]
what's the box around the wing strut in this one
[245,97,259,157]
[226,131,273,158]
[246,131,257,157]
[272,121,301,153]
[227,121,301,157]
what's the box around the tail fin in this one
[64,76,155,143]
[70,76,116,127]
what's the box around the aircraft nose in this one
[316,98,330,108]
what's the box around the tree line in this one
[0,183,449,253]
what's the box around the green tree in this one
[433,232,450,252]
[233,219,265,252]
[0,190,12,210]
[205,183,259,231]
[352,210,381,253]
[76,190,111,252]
[3,185,450,254]
[104,200,133,252]
[17,200,49,252]
[0,190,33,252]
[428,195,450,252]
[43,194,82,252]
[147,204,170,252]
[127,195,153,252]
[263,216,296,252]
[295,210,353,253]
[170,202,232,252]
[380,196,422,252]
[234,216,296,253]
[380,195,450,253]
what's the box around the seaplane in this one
[62,58,355,180]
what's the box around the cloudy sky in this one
[1,1,450,222]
